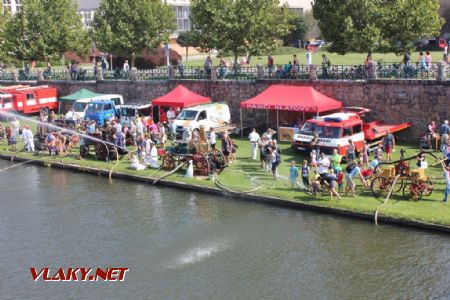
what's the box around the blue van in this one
[84,100,117,126]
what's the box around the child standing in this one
[310,150,317,168]
[289,160,299,189]
[337,171,344,193]
[301,160,310,188]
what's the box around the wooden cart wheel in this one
[393,179,404,193]
[210,149,225,164]
[162,155,176,171]
[370,176,391,198]
[403,182,423,201]
[80,145,90,158]
[193,152,210,176]
[95,143,109,161]
[422,179,433,197]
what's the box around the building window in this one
[173,5,190,32]
[2,0,12,12]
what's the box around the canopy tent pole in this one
[240,108,243,137]
[276,109,279,139]
[303,111,305,123]
[266,110,269,127]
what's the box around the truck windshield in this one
[300,122,342,139]
[73,102,88,112]
[176,110,197,120]
[87,103,103,113]
[121,108,135,117]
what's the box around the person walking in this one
[322,54,330,79]
[418,52,427,71]
[267,54,274,77]
[289,160,299,189]
[301,159,310,188]
[221,132,233,166]
[270,140,281,180]
[123,60,130,72]
[439,120,450,154]
[330,149,342,174]
[383,131,395,161]
[248,128,261,160]
[22,125,34,152]
[403,51,411,66]
[442,162,450,203]
[346,139,356,162]
[425,51,433,69]
[208,127,216,150]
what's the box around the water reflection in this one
[0,161,449,300]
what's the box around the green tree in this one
[190,0,291,65]
[3,0,89,62]
[313,0,444,55]
[0,3,10,62]
[177,31,195,64]
[282,13,308,46]
[91,0,176,67]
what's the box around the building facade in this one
[2,0,22,14]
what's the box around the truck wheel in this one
[40,108,49,115]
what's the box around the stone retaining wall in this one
[1,79,448,140]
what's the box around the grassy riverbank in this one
[0,131,448,227]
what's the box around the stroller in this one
[419,132,431,150]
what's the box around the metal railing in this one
[0,62,448,82]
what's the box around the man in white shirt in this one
[248,128,261,160]
[317,152,330,175]
[208,127,216,150]
[123,60,130,72]
[136,118,144,136]
[22,125,34,152]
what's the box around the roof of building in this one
[77,0,101,11]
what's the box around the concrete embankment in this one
[1,153,449,234]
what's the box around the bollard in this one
[309,64,318,81]
[37,70,44,81]
[437,61,446,81]
[96,66,103,81]
[130,67,137,81]
[257,64,264,80]
[12,71,18,83]
[168,65,175,79]
[210,66,217,80]
[368,60,378,80]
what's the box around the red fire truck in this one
[0,85,58,114]
[292,108,411,156]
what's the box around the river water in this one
[0,160,449,299]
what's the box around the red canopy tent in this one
[152,85,211,108]
[240,85,342,112]
[239,85,343,136]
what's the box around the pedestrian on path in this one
[248,128,261,160]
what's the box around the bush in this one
[112,48,182,69]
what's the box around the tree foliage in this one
[282,13,308,46]
[313,0,444,54]
[3,0,89,62]
[190,0,291,62]
[176,31,195,63]
[91,0,176,67]
[0,3,10,62]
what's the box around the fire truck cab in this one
[292,109,411,156]
[0,85,58,114]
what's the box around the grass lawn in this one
[184,49,446,67]
[0,117,449,227]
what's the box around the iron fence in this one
[0,63,447,82]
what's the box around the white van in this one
[64,94,125,121]
[172,103,231,140]
[120,104,152,126]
